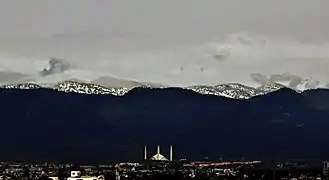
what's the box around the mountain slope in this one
[0,81,286,99]
[0,86,329,163]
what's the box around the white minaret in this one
[144,145,147,160]
[170,145,173,161]
[115,169,120,180]
[157,145,160,154]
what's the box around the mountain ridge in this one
[0,80,299,99]
[0,84,329,163]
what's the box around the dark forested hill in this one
[0,87,329,163]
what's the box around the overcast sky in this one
[0,0,328,87]
[0,0,328,42]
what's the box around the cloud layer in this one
[0,0,328,89]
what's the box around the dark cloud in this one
[250,73,270,85]
[0,71,27,84]
[304,79,320,89]
[40,58,70,76]
[251,72,306,89]
[269,73,303,88]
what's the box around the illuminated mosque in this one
[144,145,173,161]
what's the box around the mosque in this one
[144,145,173,161]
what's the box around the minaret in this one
[144,145,147,160]
[157,145,160,154]
[115,169,120,180]
[170,145,173,161]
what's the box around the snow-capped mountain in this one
[1,83,42,89]
[186,83,284,99]
[53,80,131,96]
[0,80,288,99]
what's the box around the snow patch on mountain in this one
[0,79,293,99]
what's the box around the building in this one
[144,145,173,161]
[49,171,101,180]
[324,161,329,176]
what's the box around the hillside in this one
[0,87,328,163]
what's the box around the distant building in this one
[49,171,101,180]
[144,145,173,161]
[324,161,329,176]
